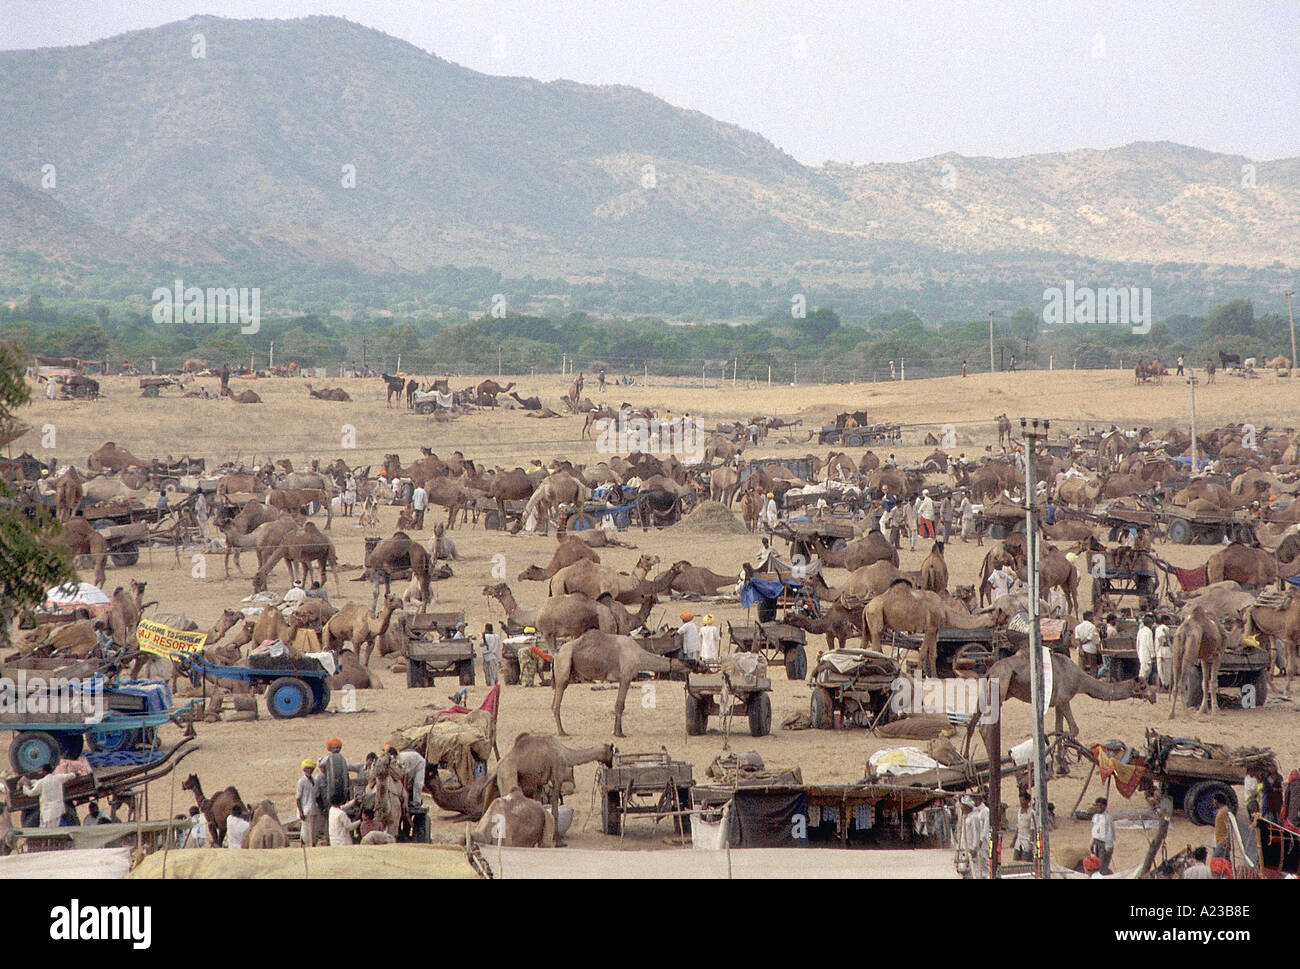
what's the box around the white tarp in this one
[869,746,942,776]
[41,582,112,615]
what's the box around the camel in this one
[267,487,333,529]
[381,373,405,406]
[482,583,537,631]
[739,490,763,532]
[919,542,949,594]
[785,600,863,650]
[488,468,535,525]
[484,733,615,823]
[61,516,108,588]
[81,475,153,504]
[863,580,995,677]
[427,767,494,820]
[181,773,246,847]
[977,536,1027,606]
[1056,476,1104,509]
[1169,607,1228,718]
[252,522,338,594]
[473,789,556,847]
[532,593,651,652]
[1244,596,1300,695]
[996,414,1012,448]
[548,555,659,603]
[217,473,268,498]
[221,514,299,577]
[322,595,402,666]
[329,648,385,691]
[508,391,543,410]
[709,465,742,505]
[668,562,737,597]
[1206,543,1277,586]
[224,388,261,404]
[1039,545,1080,612]
[246,800,288,848]
[306,384,351,402]
[810,532,899,571]
[965,649,1153,754]
[55,467,83,522]
[87,442,145,473]
[107,581,146,653]
[842,560,918,598]
[520,472,590,528]
[367,532,432,614]
[517,537,599,581]
[476,379,515,402]
[552,630,690,737]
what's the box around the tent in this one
[41,582,112,617]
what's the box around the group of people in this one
[675,612,721,663]
[1071,609,1175,687]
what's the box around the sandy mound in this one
[129,844,476,879]
[680,500,748,534]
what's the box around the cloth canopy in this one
[41,582,112,616]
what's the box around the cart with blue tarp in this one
[566,489,683,531]
[2,676,199,773]
[729,573,813,680]
[178,654,331,719]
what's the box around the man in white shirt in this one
[1074,610,1100,674]
[1013,790,1037,861]
[224,803,250,848]
[296,758,323,846]
[19,765,73,828]
[395,748,427,810]
[282,579,307,609]
[1090,797,1115,874]
[958,491,974,543]
[918,490,936,540]
[481,624,501,686]
[1136,614,1156,683]
[411,484,428,529]
[180,806,207,848]
[762,493,779,531]
[964,793,990,867]
[699,615,721,662]
[678,613,701,662]
[1182,846,1212,878]
[329,795,362,845]
[1155,615,1173,691]
[987,566,1015,603]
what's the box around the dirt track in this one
[16,367,1297,870]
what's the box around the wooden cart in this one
[726,619,808,680]
[684,662,772,737]
[596,749,694,836]
[405,611,476,687]
[809,648,901,729]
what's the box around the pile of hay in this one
[681,500,748,534]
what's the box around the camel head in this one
[482,583,509,600]
[180,773,200,794]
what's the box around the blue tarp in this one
[1174,455,1212,469]
[740,577,793,608]
[1286,575,1300,587]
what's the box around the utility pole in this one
[361,338,372,374]
[498,343,502,377]
[1020,417,1052,877]
[988,310,995,373]
[1287,290,1296,379]
[269,340,274,371]
[1188,374,1199,472]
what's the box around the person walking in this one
[961,360,967,378]
[481,623,501,686]
[1008,354,1017,372]
[1013,790,1038,862]
[411,483,428,530]
[1090,797,1115,874]
[1136,614,1156,684]
[297,757,324,846]
[1176,355,1185,377]
[918,490,936,540]
[939,493,954,545]
[1155,615,1173,691]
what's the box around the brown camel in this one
[709,465,742,505]
[996,414,1012,448]
[552,630,689,737]
[181,773,246,847]
[61,515,108,588]
[366,532,431,614]
[1055,476,1104,509]
[267,487,333,529]
[785,600,863,650]
[472,789,556,847]
[55,467,83,522]
[476,379,516,401]
[739,489,763,532]
[517,537,600,581]
[246,800,288,848]
[810,532,899,571]
[1039,545,1080,612]
[548,555,659,603]
[224,388,262,404]
[252,522,337,593]
[221,514,299,577]
[1206,543,1277,586]
[1169,607,1228,718]
[306,384,351,402]
[427,767,494,820]
[532,593,652,652]
[1244,595,1300,695]
[520,472,590,527]
[863,580,994,677]
[488,468,535,525]
[919,542,949,594]
[322,595,401,665]
[842,560,918,599]
[87,441,145,473]
[216,472,268,498]
[668,562,737,597]
[483,733,615,818]
[508,391,544,410]
[329,648,385,690]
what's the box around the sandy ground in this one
[12,367,1299,873]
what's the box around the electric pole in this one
[361,338,372,374]
[989,311,995,373]
[1188,374,1199,472]
[1287,290,1296,380]
[1020,417,1052,877]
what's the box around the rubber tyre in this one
[10,731,62,774]
[1167,518,1192,545]
[685,692,707,735]
[311,680,332,714]
[111,547,140,567]
[267,677,312,719]
[1184,664,1204,709]
[406,659,427,689]
[747,692,772,737]
[1183,781,1237,826]
[457,658,476,686]
[1244,669,1267,708]
[811,687,834,729]
[784,644,807,680]
[483,510,501,531]
[602,791,622,835]
[86,727,141,753]
[846,434,865,448]
[58,732,85,759]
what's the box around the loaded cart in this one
[596,749,694,836]
[809,648,902,729]
[685,655,772,737]
[404,611,476,687]
[179,654,332,719]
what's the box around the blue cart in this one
[180,655,332,719]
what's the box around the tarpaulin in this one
[728,789,809,847]
[1093,746,1148,799]
[1173,564,1208,592]
[740,577,788,608]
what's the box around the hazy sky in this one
[6,1,1298,164]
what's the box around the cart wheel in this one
[810,687,834,729]
[1183,781,1236,826]
[86,727,141,753]
[1183,664,1204,709]
[406,659,428,689]
[457,658,476,686]
[685,692,707,735]
[845,433,864,448]
[783,644,807,680]
[482,509,502,531]
[267,677,312,719]
[747,692,772,737]
[9,731,62,773]
[601,791,622,835]
[952,643,994,678]
[1244,669,1268,708]
[1166,518,1191,545]
[110,547,140,567]
[311,680,332,714]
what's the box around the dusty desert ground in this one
[13,365,1300,871]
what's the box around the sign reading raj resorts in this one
[136,619,208,658]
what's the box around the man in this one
[961,360,967,378]
[1090,797,1115,875]
[1212,793,1232,859]
[1013,790,1037,862]
[519,626,540,687]
[1009,354,1017,372]
[1155,615,1173,691]
[918,490,935,540]
[283,578,307,608]
[411,483,428,530]
[1136,614,1156,684]
[678,613,701,663]
[1183,846,1212,879]
[598,369,606,391]
[762,492,779,531]
[297,757,324,846]
[1284,769,1300,832]
[1074,610,1100,674]
[699,615,721,663]
[481,623,501,686]
[986,565,1015,603]
[180,805,207,848]
[19,765,74,829]
[958,490,974,543]
[225,803,250,848]
[1176,355,1185,377]
[328,793,361,846]
[82,801,109,825]
[395,747,427,810]
[965,793,990,867]
[939,493,954,545]
[193,489,210,540]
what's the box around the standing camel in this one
[552,630,689,737]
[181,773,246,847]
[1169,607,1227,718]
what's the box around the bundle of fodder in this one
[681,500,748,534]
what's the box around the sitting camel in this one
[517,537,599,581]
[484,732,615,820]
[669,561,737,598]
[330,648,384,691]
[1169,606,1227,718]
[246,800,288,848]
[552,630,690,737]
[472,788,555,847]
[427,766,494,821]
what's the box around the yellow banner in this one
[137,618,208,658]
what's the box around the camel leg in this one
[1168,654,1182,719]
[1059,700,1080,736]
[613,679,631,738]
[552,679,570,737]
